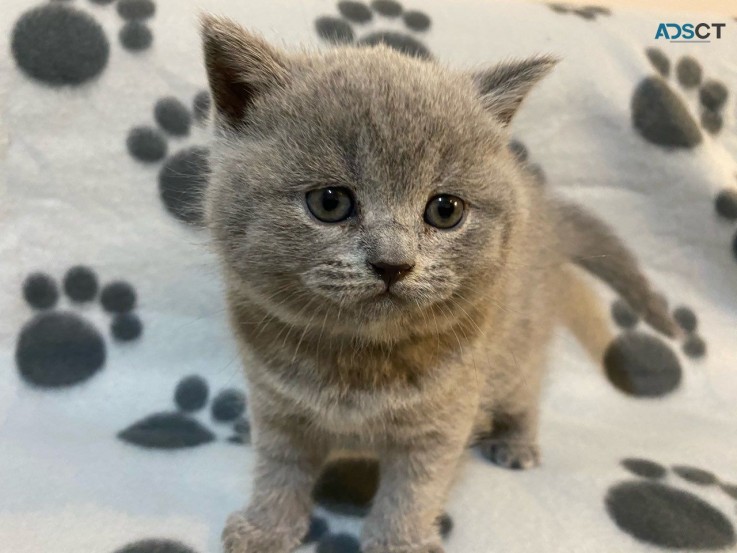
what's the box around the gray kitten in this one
[201,16,676,553]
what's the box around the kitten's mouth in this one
[378,285,393,296]
[378,291,399,303]
[369,287,409,305]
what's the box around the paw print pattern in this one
[11,0,155,87]
[604,298,706,397]
[126,92,211,226]
[302,516,330,546]
[316,0,432,60]
[113,539,199,553]
[313,533,361,553]
[672,305,707,358]
[118,374,248,449]
[547,3,611,20]
[606,458,736,549]
[310,458,454,544]
[508,139,547,186]
[303,515,451,553]
[714,184,737,263]
[301,516,365,553]
[633,49,730,148]
[16,267,142,389]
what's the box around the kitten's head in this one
[201,16,556,342]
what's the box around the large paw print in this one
[16,267,143,389]
[112,539,198,553]
[118,374,248,449]
[714,184,737,263]
[310,458,454,548]
[606,458,736,549]
[547,3,611,20]
[316,0,432,60]
[11,0,155,87]
[632,49,730,148]
[126,92,211,226]
[604,299,705,397]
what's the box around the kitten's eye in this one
[306,187,354,223]
[424,195,465,229]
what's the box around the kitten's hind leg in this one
[477,410,540,470]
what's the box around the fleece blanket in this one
[2,0,737,551]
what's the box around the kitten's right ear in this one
[201,15,289,129]
[472,56,558,126]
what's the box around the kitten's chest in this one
[300,370,445,438]
[235,307,469,433]
[245,319,444,392]
[253,338,450,434]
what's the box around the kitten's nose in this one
[370,261,415,288]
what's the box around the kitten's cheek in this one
[299,272,383,304]
[398,283,453,305]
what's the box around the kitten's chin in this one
[297,265,460,330]
[313,284,438,318]
[343,297,461,343]
[314,287,458,341]
[245,276,459,342]
[247,285,461,344]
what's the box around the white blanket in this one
[2,0,736,551]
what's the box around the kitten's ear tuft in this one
[201,14,289,129]
[472,56,558,126]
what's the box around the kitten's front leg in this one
[361,427,471,553]
[223,418,326,553]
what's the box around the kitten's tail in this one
[554,200,679,338]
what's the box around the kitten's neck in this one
[228,292,490,391]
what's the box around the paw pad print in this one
[547,3,611,20]
[714,184,737,264]
[11,0,156,87]
[606,457,736,549]
[118,374,249,449]
[301,513,451,553]
[126,92,211,226]
[301,517,363,552]
[16,266,143,389]
[309,458,454,547]
[672,305,707,358]
[633,49,730,148]
[604,298,705,397]
[316,0,432,60]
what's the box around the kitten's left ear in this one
[201,14,289,129]
[472,56,558,126]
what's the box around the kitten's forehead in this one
[294,48,498,141]
[266,47,506,197]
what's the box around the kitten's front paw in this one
[480,440,540,470]
[222,510,298,553]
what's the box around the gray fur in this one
[201,16,675,553]
[472,56,559,125]
[554,200,678,337]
